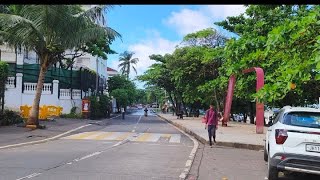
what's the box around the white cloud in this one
[108,5,247,88]
[127,32,179,80]
[204,5,246,21]
[163,5,247,36]
[108,31,179,88]
[164,9,211,36]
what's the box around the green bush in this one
[89,95,111,120]
[0,110,24,126]
[60,113,82,119]
[0,62,8,112]
[60,107,82,119]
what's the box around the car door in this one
[266,109,284,154]
[281,111,320,156]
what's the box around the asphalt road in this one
[1,109,319,180]
[0,109,194,180]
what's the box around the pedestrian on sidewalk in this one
[121,107,125,119]
[204,104,220,147]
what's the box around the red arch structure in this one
[222,67,265,134]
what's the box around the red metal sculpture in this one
[222,67,265,134]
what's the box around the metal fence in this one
[8,63,106,95]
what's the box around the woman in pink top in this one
[205,104,222,147]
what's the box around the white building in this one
[0,5,114,114]
[106,67,119,80]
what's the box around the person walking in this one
[121,107,125,119]
[144,107,148,116]
[204,104,219,147]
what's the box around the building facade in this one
[0,5,114,114]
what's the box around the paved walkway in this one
[158,113,267,150]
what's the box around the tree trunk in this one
[168,92,176,111]
[27,64,47,126]
[213,88,220,112]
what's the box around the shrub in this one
[0,62,8,112]
[0,110,24,126]
[89,95,111,120]
[60,107,82,119]
[60,113,82,119]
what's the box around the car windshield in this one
[283,112,320,128]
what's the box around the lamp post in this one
[95,57,98,96]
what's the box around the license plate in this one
[306,144,320,153]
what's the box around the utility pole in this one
[95,57,98,96]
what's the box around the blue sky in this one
[105,5,246,88]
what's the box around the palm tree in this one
[0,5,121,127]
[118,51,139,79]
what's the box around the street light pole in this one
[95,57,98,96]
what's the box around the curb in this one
[157,114,199,180]
[158,115,264,151]
[0,114,121,150]
[0,124,92,150]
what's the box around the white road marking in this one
[16,173,41,180]
[102,132,123,140]
[82,131,106,140]
[63,131,181,143]
[158,115,199,180]
[74,151,101,162]
[0,124,92,150]
[169,134,181,143]
[148,133,162,142]
[133,115,142,131]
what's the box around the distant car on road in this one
[151,103,159,108]
[233,114,244,122]
[264,106,320,180]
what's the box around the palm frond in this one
[76,5,115,26]
[132,65,138,75]
[0,13,45,51]
[130,57,139,64]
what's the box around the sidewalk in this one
[158,113,267,150]
[0,118,110,149]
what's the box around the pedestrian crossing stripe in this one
[62,131,181,143]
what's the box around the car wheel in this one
[264,146,268,162]
[267,155,279,180]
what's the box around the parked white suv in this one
[264,106,320,180]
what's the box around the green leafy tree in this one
[108,75,136,110]
[135,89,147,104]
[138,54,178,111]
[0,5,121,127]
[215,5,320,106]
[118,51,139,79]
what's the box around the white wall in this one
[5,74,85,114]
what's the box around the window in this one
[283,112,320,129]
[273,109,284,124]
